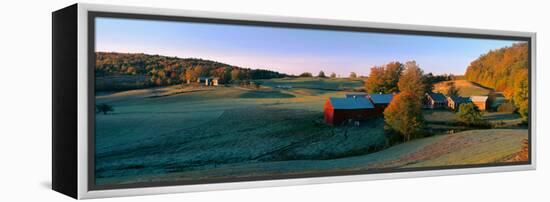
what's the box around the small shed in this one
[424,92,447,109]
[197,77,221,86]
[447,96,471,110]
[470,95,489,110]
[324,97,375,125]
[368,93,394,114]
[207,77,220,86]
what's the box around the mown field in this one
[101,129,527,184]
[433,80,493,96]
[95,77,528,185]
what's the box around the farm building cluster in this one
[187,77,220,86]
[324,92,505,125]
[424,93,494,111]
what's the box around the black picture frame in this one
[52,3,535,199]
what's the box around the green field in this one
[95,77,527,185]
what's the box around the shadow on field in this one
[239,90,295,99]
[484,113,520,121]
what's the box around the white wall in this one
[0,0,547,201]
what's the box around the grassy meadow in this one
[95,77,528,185]
[433,80,493,96]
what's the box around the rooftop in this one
[470,96,489,102]
[368,94,394,104]
[345,93,367,99]
[448,96,471,104]
[329,97,374,109]
[427,92,447,102]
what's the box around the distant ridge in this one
[95,52,287,90]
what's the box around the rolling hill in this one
[98,128,527,185]
[95,52,287,91]
[464,43,528,96]
[433,80,493,97]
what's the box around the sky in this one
[95,17,523,76]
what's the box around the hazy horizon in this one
[95,17,524,76]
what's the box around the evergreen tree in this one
[318,71,326,78]
[457,103,483,125]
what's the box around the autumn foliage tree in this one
[231,69,243,82]
[398,61,426,98]
[464,43,528,113]
[513,69,529,118]
[349,72,357,78]
[364,62,404,93]
[185,66,202,83]
[330,72,337,78]
[383,61,428,142]
[384,92,424,141]
[365,66,385,93]
[465,43,528,94]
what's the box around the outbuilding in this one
[206,77,220,86]
[324,97,375,125]
[197,77,208,84]
[447,96,471,110]
[197,77,221,86]
[424,92,448,109]
[470,95,489,110]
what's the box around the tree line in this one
[297,71,359,79]
[96,52,286,87]
[464,43,529,118]
[363,61,452,95]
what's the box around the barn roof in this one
[427,92,447,102]
[345,93,367,98]
[470,96,488,102]
[329,97,374,109]
[369,94,394,104]
[448,96,470,104]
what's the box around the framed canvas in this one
[52,3,536,199]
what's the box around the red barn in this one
[470,96,489,110]
[324,97,375,125]
[367,93,394,114]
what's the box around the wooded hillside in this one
[464,43,529,117]
[464,43,528,97]
[95,52,286,87]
